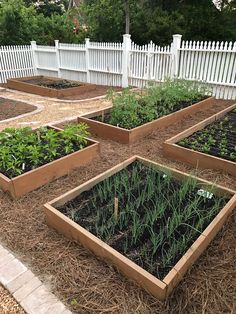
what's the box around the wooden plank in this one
[11,141,99,198]
[163,103,236,177]
[0,127,100,199]
[6,76,97,99]
[44,155,236,300]
[78,97,215,144]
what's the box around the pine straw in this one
[0,99,235,314]
[0,285,25,314]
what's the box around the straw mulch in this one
[0,285,25,314]
[0,98,235,314]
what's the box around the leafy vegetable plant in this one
[0,123,89,178]
[104,79,210,129]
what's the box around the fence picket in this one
[0,36,235,99]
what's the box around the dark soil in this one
[0,98,235,314]
[23,77,122,100]
[179,109,236,162]
[0,97,36,121]
[59,160,228,280]
[24,78,80,89]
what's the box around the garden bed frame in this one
[44,155,236,300]
[77,96,214,144]
[163,103,236,177]
[0,126,100,199]
[7,76,97,98]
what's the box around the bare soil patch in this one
[0,98,36,121]
[0,99,235,314]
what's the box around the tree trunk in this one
[125,0,130,34]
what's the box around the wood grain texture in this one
[78,97,215,144]
[7,76,97,98]
[163,103,236,177]
[44,156,236,300]
[0,128,100,199]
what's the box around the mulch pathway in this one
[0,285,25,314]
[0,98,235,314]
[0,98,36,121]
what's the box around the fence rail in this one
[0,45,36,83]
[0,35,235,100]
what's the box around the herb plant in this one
[0,123,89,178]
[59,161,228,279]
[103,79,210,129]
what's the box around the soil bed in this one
[0,98,36,121]
[58,160,229,281]
[24,77,81,89]
[0,99,235,313]
[178,108,236,162]
[7,75,122,100]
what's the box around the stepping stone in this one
[0,258,27,285]
[0,244,72,314]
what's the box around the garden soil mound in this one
[0,98,36,121]
[0,98,235,314]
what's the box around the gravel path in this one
[0,285,25,314]
[0,87,111,131]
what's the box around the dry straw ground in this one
[0,98,235,314]
[0,285,25,314]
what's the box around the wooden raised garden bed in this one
[7,76,97,99]
[44,155,236,300]
[163,103,236,177]
[77,97,215,144]
[0,126,100,198]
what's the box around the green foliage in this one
[1,0,235,46]
[178,109,236,162]
[108,89,141,129]
[0,123,89,178]
[62,161,228,278]
[0,0,81,45]
[23,0,68,17]
[79,0,236,44]
[107,80,209,129]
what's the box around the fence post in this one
[30,41,38,75]
[122,34,131,87]
[55,40,61,78]
[85,38,90,83]
[171,34,182,78]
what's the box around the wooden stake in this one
[114,197,118,219]
[101,111,105,122]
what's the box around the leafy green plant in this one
[105,79,209,129]
[178,109,236,162]
[0,124,90,178]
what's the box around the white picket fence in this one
[0,45,36,83]
[0,34,235,100]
